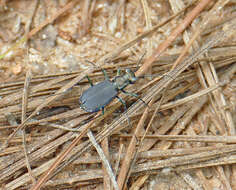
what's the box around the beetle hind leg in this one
[121,90,149,108]
[101,107,105,115]
[116,96,130,125]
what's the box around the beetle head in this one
[125,68,137,84]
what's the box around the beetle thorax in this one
[113,75,129,90]
[112,69,137,90]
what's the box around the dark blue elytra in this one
[79,68,138,113]
[79,80,117,112]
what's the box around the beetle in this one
[79,67,144,115]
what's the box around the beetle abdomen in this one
[79,80,118,112]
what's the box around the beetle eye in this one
[130,77,137,83]
[125,68,131,73]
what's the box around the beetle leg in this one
[86,75,93,86]
[85,60,109,80]
[101,107,105,115]
[101,68,109,80]
[116,96,130,125]
[121,90,149,108]
[116,68,121,76]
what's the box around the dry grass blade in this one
[118,134,236,143]
[159,82,224,110]
[87,130,119,190]
[133,144,236,174]
[101,137,111,189]
[21,70,36,184]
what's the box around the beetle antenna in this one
[85,60,99,68]
[139,72,175,80]
[85,60,109,80]
[134,51,146,72]
[85,60,106,72]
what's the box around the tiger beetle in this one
[79,66,146,116]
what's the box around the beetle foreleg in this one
[86,75,94,86]
[101,68,109,80]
